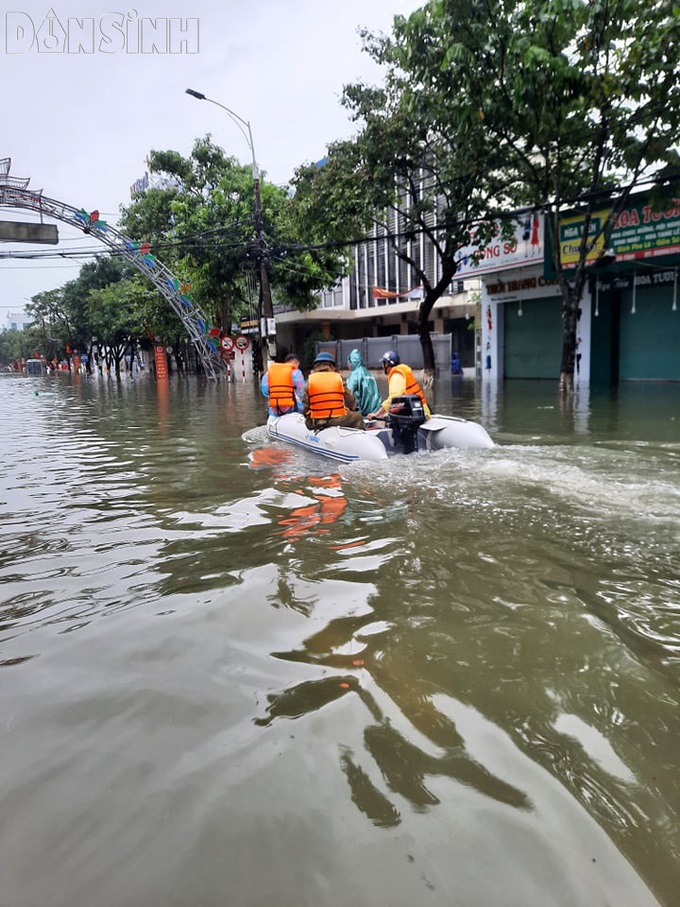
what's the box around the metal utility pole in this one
[185,89,277,370]
[251,169,276,367]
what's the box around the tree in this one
[120,137,346,342]
[0,328,25,367]
[394,0,680,391]
[290,21,520,384]
[26,256,156,374]
[59,256,130,357]
[86,276,159,378]
[26,288,69,364]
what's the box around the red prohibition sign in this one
[234,334,250,351]
[220,335,235,351]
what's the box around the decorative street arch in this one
[0,158,227,380]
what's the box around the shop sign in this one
[455,213,545,277]
[559,193,680,269]
[595,269,678,292]
[485,269,560,301]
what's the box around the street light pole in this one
[185,88,276,370]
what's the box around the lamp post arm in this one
[185,87,274,368]
[201,97,259,180]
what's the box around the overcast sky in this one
[1,0,422,316]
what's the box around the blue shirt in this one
[261,367,305,416]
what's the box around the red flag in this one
[372,285,423,299]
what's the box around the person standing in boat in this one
[346,348,381,417]
[367,350,432,421]
[303,352,365,431]
[261,353,305,416]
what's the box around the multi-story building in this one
[1,308,31,332]
[478,191,680,386]
[277,186,680,385]
[274,216,481,373]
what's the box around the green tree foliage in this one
[24,256,171,375]
[25,287,69,363]
[384,0,680,390]
[87,276,159,377]
[16,136,344,375]
[291,0,680,388]
[120,136,345,337]
[290,26,517,382]
[0,328,27,366]
[26,257,131,366]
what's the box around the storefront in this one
[561,188,680,385]
[591,270,680,383]
[472,188,680,385]
[480,267,572,381]
[455,212,570,382]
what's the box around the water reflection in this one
[1,373,679,907]
[257,580,532,826]
[249,449,350,542]
[483,378,680,444]
[242,429,680,896]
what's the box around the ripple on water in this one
[1,376,679,907]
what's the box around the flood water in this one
[1,372,679,907]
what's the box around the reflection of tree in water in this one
[255,611,531,828]
[340,746,401,829]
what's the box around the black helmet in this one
[381,349,400,368]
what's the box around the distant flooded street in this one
[1,372,679,907]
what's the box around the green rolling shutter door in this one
[619,287,680,380]
[504,297,562,379]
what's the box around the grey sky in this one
[0,0,421,312]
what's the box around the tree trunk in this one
[558,279,583,395]
[418,293,438,388]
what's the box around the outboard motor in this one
[387,395,427,454]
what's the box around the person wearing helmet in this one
[346,348,381,417]
[261,353,305,416]
[302,351,365,431]
[367,349,431,421]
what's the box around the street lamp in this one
[185,88,276,370]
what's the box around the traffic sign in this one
[222,350,236,361]
[221,335,234,351]
[234,334,250,351]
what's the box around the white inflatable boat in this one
[266,396,494,463]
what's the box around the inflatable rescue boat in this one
[266,395,494,463]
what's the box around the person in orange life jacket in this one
[302,351,365,431]
[261,353,305,416]
[367,349,432,420]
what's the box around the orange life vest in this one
[389,363,429,409]
[308,370,347,419]
[268,362,297,413]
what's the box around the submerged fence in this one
[314,333,452,375]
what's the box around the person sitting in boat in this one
[303,352,365,431]
[367,349,432,421]
[346,348,381,417]
[261,353,305,416]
